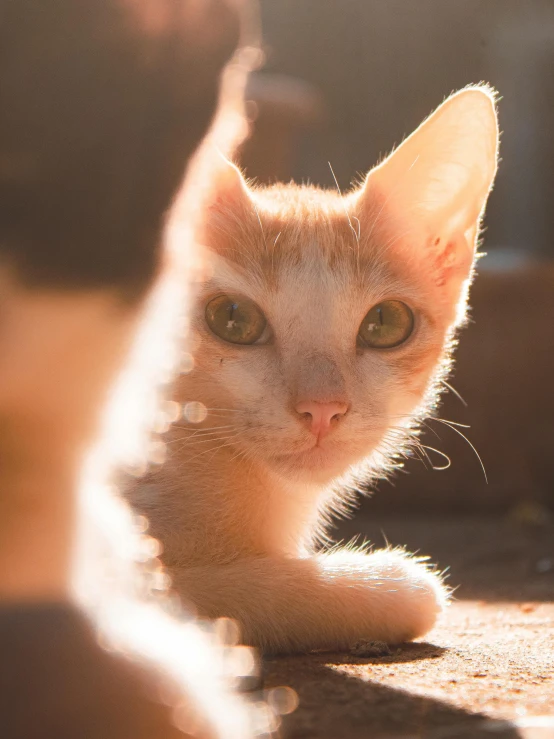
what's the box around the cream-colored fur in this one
[130,87,499,654]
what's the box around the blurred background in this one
[237,0,554,523]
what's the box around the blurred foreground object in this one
[0,0,266,737]
[0,0,241,295]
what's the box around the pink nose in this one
[295,401,348,439]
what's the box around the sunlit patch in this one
[153,415,171,435]
[164,400,182,422]
[225,645,257,679]
[184,401,208,424]
[150,569,172,593]
[148,440,167,465]
[214,617,241,647]
[172,701,204,736]
[180,352,195,374]
[133,514,149,533]
[125,460,149,478]
[470,716,554,737]
[153,401,181,433]
[251,702,281,735]
[266,686,299,715]
[138,535,163,561]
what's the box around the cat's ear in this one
[200,156,254,263]
[357,86,499,290]
[209,156,251,215]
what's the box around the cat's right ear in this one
[209,156,251,216]
[198,156,253,264]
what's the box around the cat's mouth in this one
[272,440,348,472]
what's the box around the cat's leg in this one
[171,547,448,654]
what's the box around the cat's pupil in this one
[227,304,237,329]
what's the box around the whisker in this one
[440,379,468,407]
[420,444,451,471]
[171,424,237,432]
[183,436,240,463]
[167,436,236,451]
[328,161,360,250]
[204,408,245,414]
[165,433,228,446]
[270,230,281,276]
[168,425,237,440]
[229,447,251,464]
[221,236,266,281]
[421,420,442,441]
[412,439,433,468]
[427,417,487,482]
[251,198,267,248]
[410,443,431,469]
[201,416,245,423]
[433,417,471,429]
[177,433,239,447]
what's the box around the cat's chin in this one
[269,445,352,484]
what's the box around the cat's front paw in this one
[319,546,449,646]
[365,547,449,642]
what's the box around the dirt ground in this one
[264,515,554,738]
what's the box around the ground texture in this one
[264,515,554,739]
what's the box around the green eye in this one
[357,300,414,349]
[205,295,267,345]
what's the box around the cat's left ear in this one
[357,86,499,290]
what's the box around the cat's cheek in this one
[214,359,279,421]
[385,392,422,428]
[384,359,438,422]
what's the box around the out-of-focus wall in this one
[250,0,554,257]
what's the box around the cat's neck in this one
[140,438,335,565]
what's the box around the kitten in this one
[130,86,499,654]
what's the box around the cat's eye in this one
[357,300,414,349]
[205,294,267,345]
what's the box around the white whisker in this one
[440,379,468,407]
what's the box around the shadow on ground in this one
[265,645,523,739]
[263,515,554,738]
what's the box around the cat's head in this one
[178,87,499,485]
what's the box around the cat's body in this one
[130,87,499,654]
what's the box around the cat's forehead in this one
[255,184,358,253]
[205,233,411,313]
[205,183,421,304]
[209,183,384,273]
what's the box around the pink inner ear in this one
[430,235,472,290]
